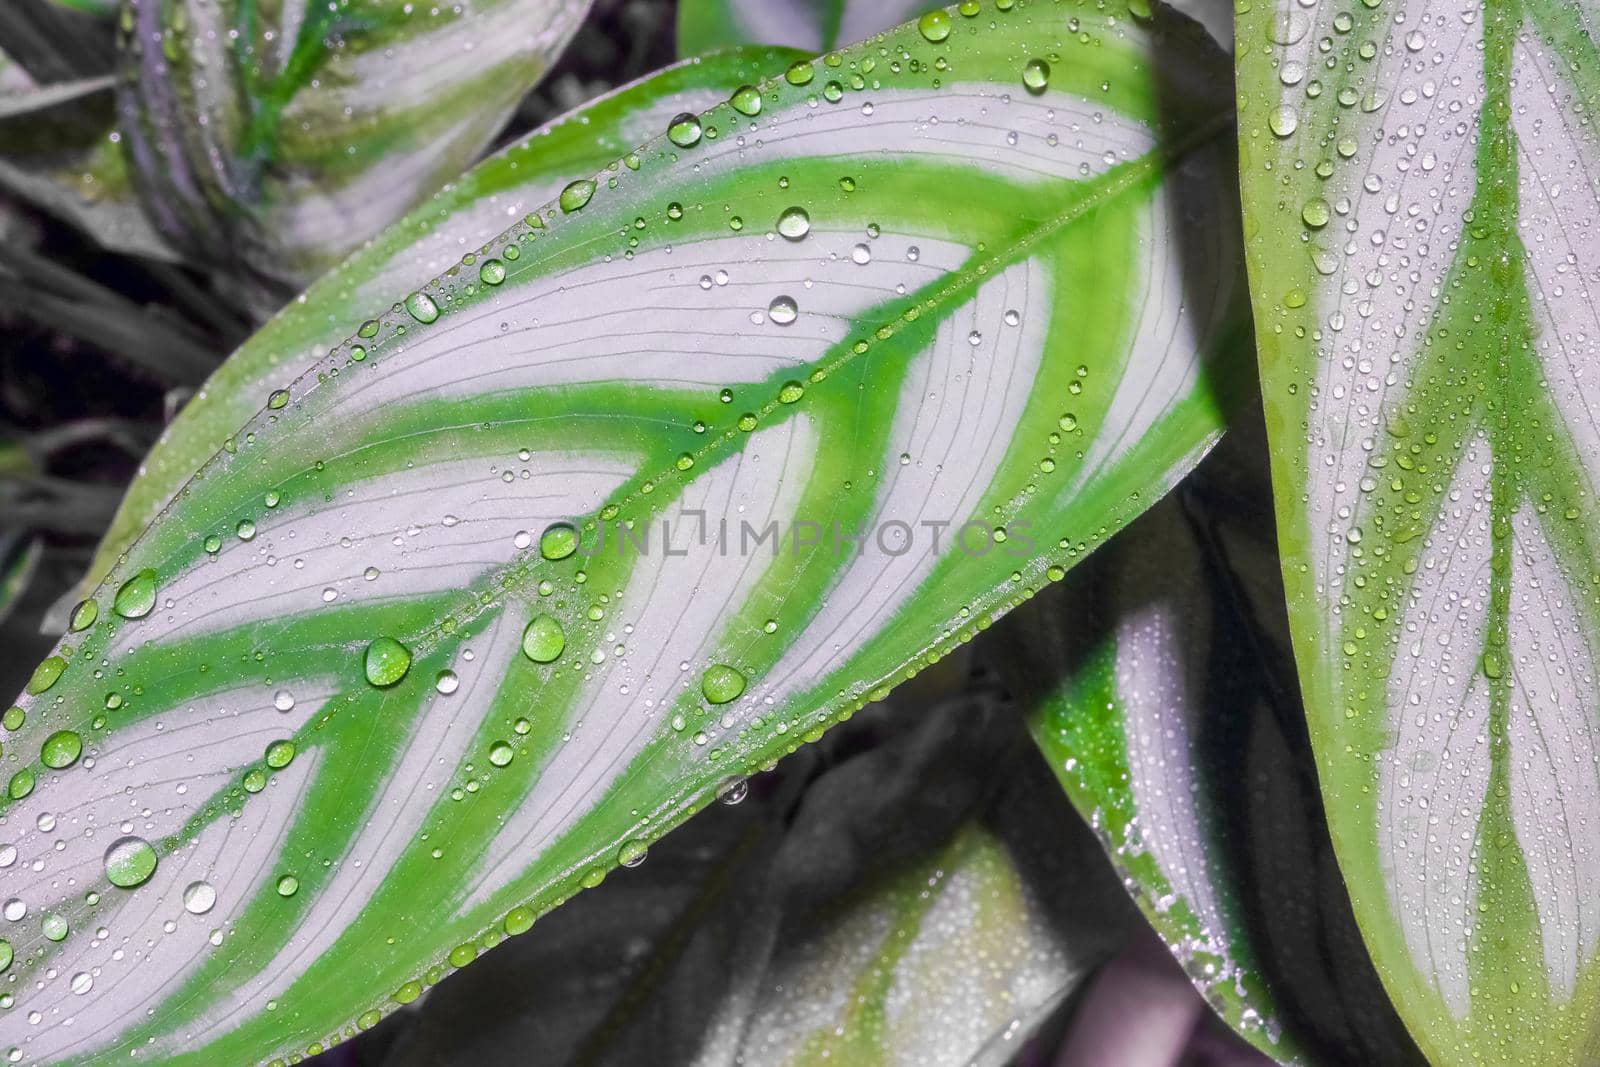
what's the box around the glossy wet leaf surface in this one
[2,4,1243,1063]
[1238,0,1600,1060]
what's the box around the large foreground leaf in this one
[1238,0,1600,1061]
[83,46,805,599]
[115,0,592,287]
[994,424,1424,1066]
[1,4,1242,1064]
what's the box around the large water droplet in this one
[559,179,596,213]
[364,637,412,687]
[540,522,578,560]
[25,657,64,695]
[522,614,566,663]
[729,84,762,116]
[768,296,798,325]
[113,569,158,619]
[777,206,810,240]
[105,836,158,888]
[183,881,216,915]
[667,112,703,148]
[404,292,439,324]
[1022,59,1050,94]
[918,10,952,41]
[701,664,747,705]
[39,731,82,770]
[68,599,98,632]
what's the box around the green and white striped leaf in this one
[82,46,806,601]
[114,0,592,287]
[993,428,1425,1066]
[677,0,946,55]
[2,4,1242,1064]
[1238,0,1600,1061]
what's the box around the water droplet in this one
[729,84,762,116]
[404,292,439,324]
[68,599,98,632]
[435,670,459,695]
[267,389,290,410]
[5,771,30,801]
[560,179,596,213]
[236,519,256,541]
[777,206,810,240]
[1022,59,1050,94]
[768,296,798,325]
[851,243,872,265]
[918,10,952,41]
[667,113,703,148]
[777,381,805,404]
[113,569,158,619]
[2,899,23,921]
[41,914,67,941]
[488,741,515,767]
[478,259,506,286]
[1269,105,1299,137]
[701,664,747,705]
[785,60,813,86]
[540,522,578,560]
[1302,198,1330,228]
[522,614,566,663]
[274,690,295,712]
[265,740,296,769]
[105,836,158,888]
[39,731,82,770]
[364,637,412,687]
[618,840,648,867]
[276,875,299,897]
[183,881,216,915]
[26,657,64,695]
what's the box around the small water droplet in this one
[540,522,578,560]
[729,84,762,116]
[1022,59,1050,94]
[276,875,299,897]
[435,670,459,694]
[777,381,805,404]
[267,389,290,410]
[918,10,952,41]
[478,259,506,286]
[618,839,648,868]
[488,741,515,767]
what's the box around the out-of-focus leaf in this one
[1237,0,1600,1059]
[0,534,44,628]
[676,0,945,55]
[0,0,114,85]
[83,45,805,595]
[991,423,1425,1066]
[1,6,1243,1064]
[0,70,176,261]
[115,0,593,288]
[369,684,1134,1067]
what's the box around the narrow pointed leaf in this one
[82,46,806,599]
[994,430,1424,1065]
[3,4,1242,1064]
[1238,0,1600,1061]
[677,0,945,55]
[114,0,592,287]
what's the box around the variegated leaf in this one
[993,426,1425,1065]
[677,0,946,55]
[114,0,593,288]
[1238,0,1600,1061]
[83,46,807,600]
[2,4,1242,1064]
